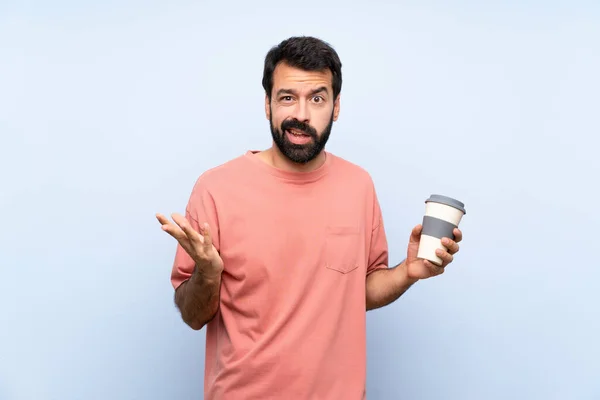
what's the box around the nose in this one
[291,99,310,123]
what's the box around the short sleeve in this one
[367,186,389,276]
[170,177,220,290]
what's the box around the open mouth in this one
[285,129,313,145]
[286,129,310,137]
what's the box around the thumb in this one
[409,224,422,244]
[407,224,422,260]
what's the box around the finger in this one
[453,228,463,243]
[160,220,188,242]
[156,213,185,238]
[423,260,445,276]
[171,213,201,244]
[409,224,422,243]
[197,222,212,248]
[156,213,170,225]
[441,237,459,255]
[435,248,454,266]
[156,213,179,231]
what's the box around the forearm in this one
[174,265,222,330]
[366,261,418,311]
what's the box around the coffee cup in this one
[417,194,466,266]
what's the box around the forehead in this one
[272,62,333,93]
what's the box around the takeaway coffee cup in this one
[417,194,466,266]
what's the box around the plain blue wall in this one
[1,1,599,399]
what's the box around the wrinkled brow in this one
[276,86,329,97]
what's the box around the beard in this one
[269,108,334,164]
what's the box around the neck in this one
[259,145,326,173]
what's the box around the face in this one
[265,62,340,164]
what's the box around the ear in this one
[265,94,271,120]
[332,95,341,121]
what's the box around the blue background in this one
[1,1,599,399]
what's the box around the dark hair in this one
[262,36,342,100]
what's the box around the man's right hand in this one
[156,213,224,277]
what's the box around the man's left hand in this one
[404,224,463,280]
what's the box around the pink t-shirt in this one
[171,150,389,399]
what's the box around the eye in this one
[312,96,324,103]
[280,96,293,102]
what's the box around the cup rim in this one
[425,194,466,214]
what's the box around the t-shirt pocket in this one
[325,225,361,274]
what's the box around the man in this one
[156,36,462,399]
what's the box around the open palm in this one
[156,212,224,275]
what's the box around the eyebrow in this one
[276,86,329,98]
